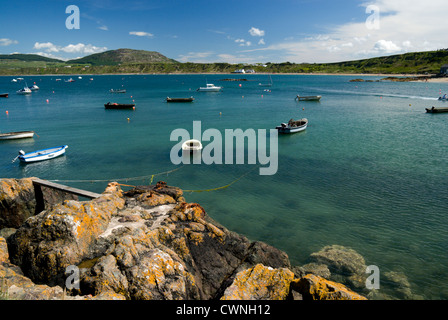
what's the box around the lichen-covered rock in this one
[0,236,9,263]
[292,274,367,300]
[221,264,294,300]
[0,178,36,228]
[7,183,124,286]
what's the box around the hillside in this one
[0,53,63,63]
[1,48,447,75]
[66,48,177,66]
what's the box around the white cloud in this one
[0,38,18,46]
[33,42,107,55]
[258,38,265,45]
[373,40,401,53]
[249,27,265,37]
[33,42,60,52]
[129,31,154,38]
[33,52,69,61]
[241,0,448,63]
[235,39,251,47]
[98,25,108,31]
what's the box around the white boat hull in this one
[276,118,308,134]
[17,89,32,95]
[276,125,307,133]
[18,145,68,163]
[182,140,203,151]
[0,131,34,140]
[197,84,222,92]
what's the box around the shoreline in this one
[2,72,447,82]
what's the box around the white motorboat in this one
[29,84,39,91]
[182,139,203,152]
[276,118,308,134]
[197,83,222,92]
[16,87,32,95]
[16,145,68,163]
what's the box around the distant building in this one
[233,69,245,74]
[440,64,448,75]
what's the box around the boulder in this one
[221,264,294,300]
[0,178,78,229]
[292,274,367,300]
[0,178,36,228]
[308,245,366,276]
[7,184,124,286]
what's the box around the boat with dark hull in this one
[426,106,448,113]
[166,97,194,102]
[104,102,136,110]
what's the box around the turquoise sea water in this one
[1,74,447,299]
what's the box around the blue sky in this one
[2,0,448,63]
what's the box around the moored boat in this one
[16,87,32,95]
[28,84,39,91]
[16,145,68,163]
[426,106,448,113]
[166,97,194,102]
[182,139,203,152]
[276,118,308,134]
[104,102,136,109]
[110,89,127,93]
[0,93,8,98]
[0,131,35,140]
[295,95,322,101]
[197,84,222,92]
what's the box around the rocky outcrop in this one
[1,178,366,300]
[0,178,77,229]
[221,264,294,300]
[292,274,367,300]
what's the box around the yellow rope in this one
[183,166,259,193]
[49,165,257,194]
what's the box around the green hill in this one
[66,48,177,66]
[0,53,63,63]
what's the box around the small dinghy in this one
[0,131,34,140]
[295,95,321,101]
[15,145,68,163]
[182,139,203,152]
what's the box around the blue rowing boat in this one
[16,145,68,163]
